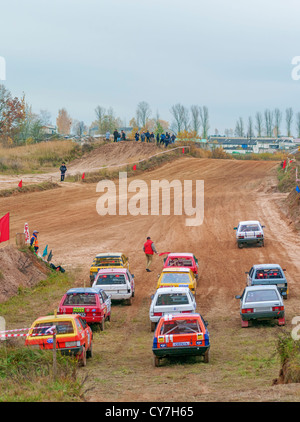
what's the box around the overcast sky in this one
[1,0,300,134]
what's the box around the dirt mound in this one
[67,141,162,173]
[0,246,49,303]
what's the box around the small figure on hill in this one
[105,131,110,141]
[30,230,39,253]
[135,132,140,142]
[60,162,67,182]
[113,129,119,142]
[121,130,126,141]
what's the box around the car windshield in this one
[96,274,126,285]
[161,273,190,284]
[94,257,122,266]
[156,293,189,306]
[245,290,279,303]
[254,269,283,279]
[63,293,97,305]
[33,321,74,336]
[160,319,200,335]
[240,224,260,232]
[166,257,193,267]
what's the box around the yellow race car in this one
[156,267,197,295]
[90,252,130,285]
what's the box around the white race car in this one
[234,220,265,248]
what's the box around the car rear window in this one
[166,257,193,267]
[156,293,189,306]
[160,319,200,335]
[96,274,126,285]
[95,257,122,266]
[33,321,74,335]
[161,273,190,284]
[63,293,97,305]
[254,269,283,279]
[240,224,260,232]
[245,290,279,303]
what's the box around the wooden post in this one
[53,327,57,381]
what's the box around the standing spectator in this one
[141,132,146,142]
[143,236,158,272]
[30,230,39,253]
[156,133,160,144]
[171,133,176,143]
[105,131,110,141]
[113,129,119,142]
[145,130,150,142]
[165,132,170,147]
[121,130,126,141]
[160,133,165,145]
[135,132,140,142]
[150,132,155,142]
[60,162,67,181]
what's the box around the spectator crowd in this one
[105,129,176,147]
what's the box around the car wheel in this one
[106,313,111,322]
[150,321,156,332]
[87,342,93,359]
[100,318,105,331]
[238,243,243,249]
[79,346,87,367]
[153,356,160,367]
[203,349,210,363]
[126,297,132,306]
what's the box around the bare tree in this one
[273,108,282,138]
[234,117,244,137]
[170,103,186,134]
[286,107,293,137]
[255,112,263,137]
[296,112,300,138]
[56,108,72,135]
[264,109,273,137]
[247,116,254,139]
[190,105,201,134]
[199,106,210,139]
[136,101,151,127]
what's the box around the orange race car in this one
[25,314,93,366]
[152,313,210,367]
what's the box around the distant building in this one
[41,125,57,135]
[208,136,299,154]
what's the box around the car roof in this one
[95,253,124,257]
[31,314,79,324]
[66,287,102,294]
[155,286,191,294]
[162,268,191,273]
[239,220,261,225]
[245,285,280,291]
[252,264,282,270]
[167,253,194,257]
[160,313,201,321]
[97,268,128,274]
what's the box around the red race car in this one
[25,314,93,366]
[152,313,210,367]
[163,253,199,278]
[58,287,111,331]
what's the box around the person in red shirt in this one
[143,236,158,272]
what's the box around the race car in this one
[235,285,285,328]
[149,286,197,331]
[157,268,197,295]
[233,220,265,248]
[245,264,288,299]
[163,253,199,278]
[152,313,210,367]
[58,287,111,330]
[25,314,93,366]
[90,252,130,285]
[92,268,135,306]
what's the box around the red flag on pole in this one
[0,213,10,243]
[81,173,85,180]
[282,160,286,169]
[133,165,137,171]
[182,148,185,154]
[18,180,22,188]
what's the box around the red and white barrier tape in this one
[0,325,56,338]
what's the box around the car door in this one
[100,290,111,316]
[189,290,197,311]
[126,270,134,294]
[79,317,91,349]
[246,267,254,286]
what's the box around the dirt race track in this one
[1,147,300,402]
